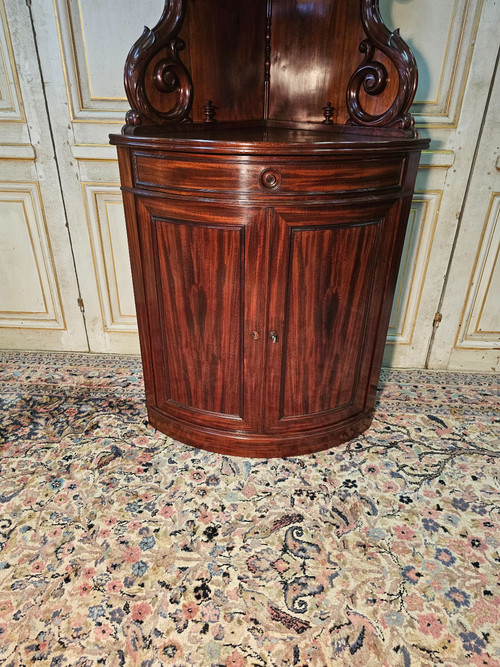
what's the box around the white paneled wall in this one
[0,0,87,351]
[430,60,500,371]
[0,0,498,369]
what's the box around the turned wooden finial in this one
[322,102,334,124]
[203,100,217,122]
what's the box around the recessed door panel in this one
[135,197,267,432]
[264,203,401,433]
[153,217,243,416]
[282,221,380,416]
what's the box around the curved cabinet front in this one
[116,140,421,457]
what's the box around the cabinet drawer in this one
[132,152,405,196]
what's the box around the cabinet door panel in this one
[282,221,380,415]
[135,197,266,432]
[265,202,400,432]
[153,218,242,415]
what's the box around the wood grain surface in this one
[112,0,428,456]
[111,134,427,456]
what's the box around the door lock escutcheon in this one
[269,330,279,343]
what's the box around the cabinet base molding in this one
[148,406,374,458]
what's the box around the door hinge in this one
[433,312,442,328]
[77,297,85,313]
[26,0,31,7]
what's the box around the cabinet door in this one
[264,200,406,433]
[134,196,267,433]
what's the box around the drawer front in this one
[132,152,405,197]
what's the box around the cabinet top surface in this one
[110,123,429,155]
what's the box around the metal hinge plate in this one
[77,297,85,313]
[433,312,442,327]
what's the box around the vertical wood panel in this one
[269,0,364,123]
[181,0,267,122]
[153,218,244,416]
[0,198,46,315]
[281,221,380,416]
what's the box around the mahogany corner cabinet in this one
[110,0,430,458]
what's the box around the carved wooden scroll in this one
[346,0,418,136]
[123,0,192,132]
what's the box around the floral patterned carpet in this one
[0,351,499,667]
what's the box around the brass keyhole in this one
[251,330,260,340]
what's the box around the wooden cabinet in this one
[110,1,429,457]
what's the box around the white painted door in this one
[429,57,500,371]
[0,0,87,351]
[1,0,498,368]
[381,0,499,369]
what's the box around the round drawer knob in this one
[260,168,281,190]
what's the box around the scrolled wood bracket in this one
[346,0,418,136]
[123,0,193,133]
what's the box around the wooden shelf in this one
[112,123,429,158]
